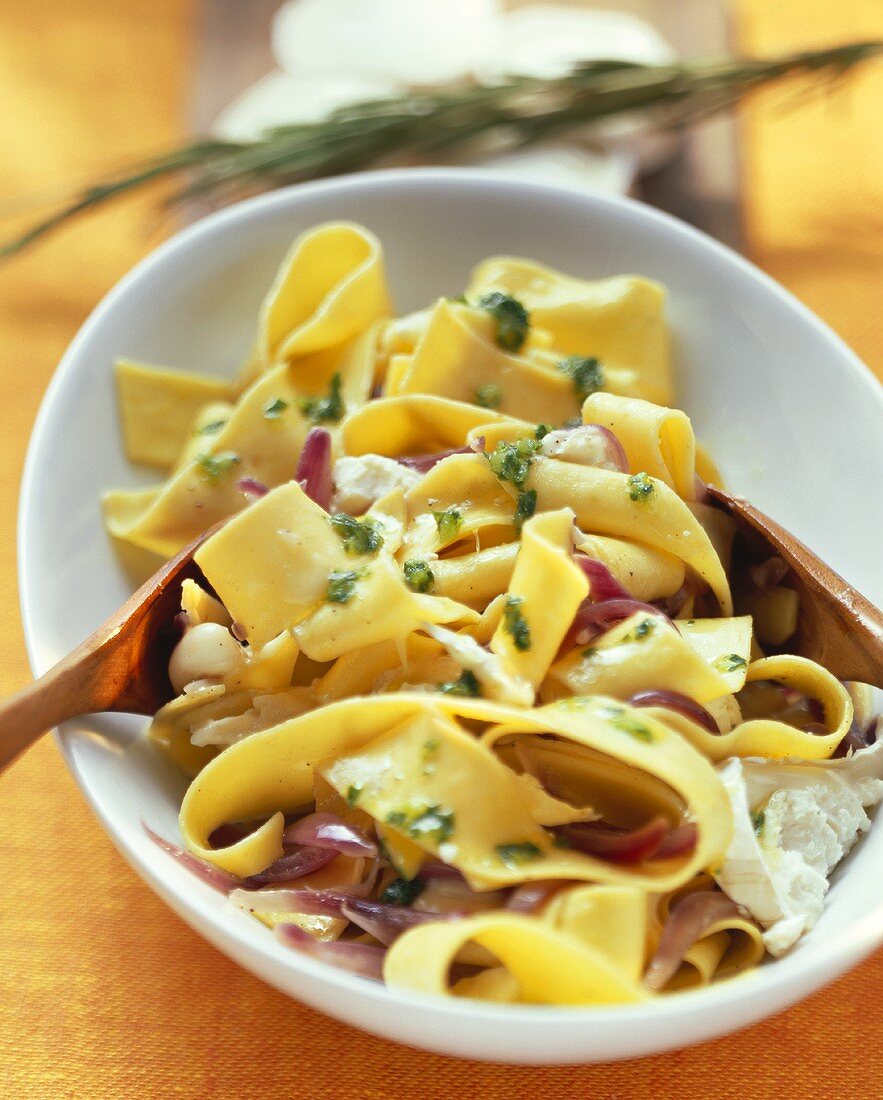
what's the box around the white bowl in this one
[18,169,883,1064]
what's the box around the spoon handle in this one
[0,650,102,771]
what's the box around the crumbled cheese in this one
[423,622,533,707]
[714,748,883,956]
[332,454,422,515]
[540,426,622,470]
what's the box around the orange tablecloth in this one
[0,1,881,1095]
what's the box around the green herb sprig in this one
[3,44,879,259]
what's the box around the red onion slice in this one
[237,477,268,500]
[276,923,386,981]
[574,555,631,602]
[416,861,467,882]
[243,846,338,887]
[557,816,697,865]
[585,424,629,473]
[654,823,700,859]
[143,822,238,893]
[340,897,460,946]
[229,887,353,915]
[295,427,333,511]
[629,690,719,733]
[505,881,561,914]
[397,445,474,473]
[560,598,671,653]
[283,812,378,858]
[644,891,741,991]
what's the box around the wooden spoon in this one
[0,531,211,772]
[708,486,883,687]
[2,491,881,774]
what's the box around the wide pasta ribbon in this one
[466,257,673,406]
[179,694,732,891]
[384,911,648,1005]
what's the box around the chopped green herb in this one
[195,451,240,483]
[534,423,552,440]
[438,670,482,698]
[198,419,226,436]
[621,617,656,642]
[751,809,766,836]
[503,595,531,651]
[421,738,441,774]
[326,569,359,604]
[262,396,289,419]
[386,805,455,845]
[298,372,344,423]
[627,471,655,502]
[403,559,435,593]
[514,489,537,533]
[613,716,655,742]
[714,653,748,673]
[486,437,541,489]
[346,784,363,807]
[557,355,604,400]
[581,646,598,660]
[496,842,543,867]
[432,507,462,543]
[477,291,530,352]
[380,877,425,906]
[552,834,572,850]
[475,383,503,409]
[330,512,384,555]
[596,703,655,742]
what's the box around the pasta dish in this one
[103,222,881,1004]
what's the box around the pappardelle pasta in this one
[106,222,881,1005]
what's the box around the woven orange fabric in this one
[0,2,881,1096]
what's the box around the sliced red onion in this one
[230,887,352,915]
[230,621,248,642]
[574,555,631,602]
[505,881,561,914]
[541,424,628,473]
[644,891,740,991]
[557,816,697,865]
[469,435,486,454]
[295,427,333,511]
[397,445,474,474]
[654,823,699,859]
[837,714,880,756]
[242,846,338,887]
[586,424,629,473]
[276,923,386,981]
[282,813,378,858]
[560,598,671,653]
[750,556,789,591]
[143,822,238,893]
[416,860,467,881]
[629,690,719,733]
[340,897,461,946]
[656,583,691,618]
[237,477,268,501]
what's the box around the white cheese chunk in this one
[332,454,422,515]
[714,746,883,956]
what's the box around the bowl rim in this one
[17,167,883,1052]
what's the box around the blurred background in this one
[0,1,881,1095]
